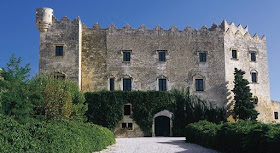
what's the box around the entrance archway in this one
[152,110,173,137]
[155,116,170,136]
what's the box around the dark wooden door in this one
[155,116,170,137]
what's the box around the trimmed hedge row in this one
[0,115,115,153]
[185,120,280,153]
[85,90,173,135]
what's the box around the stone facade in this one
[36,8,280,136]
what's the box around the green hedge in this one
[0,115,115,153]
[185,120,280,153]
[85,90,173,135]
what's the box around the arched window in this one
[250,70,258,83]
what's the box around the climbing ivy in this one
[85,91,173,135]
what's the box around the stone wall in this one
[81,24,107,92]
[105,24,227,107]
[39,17,82,86]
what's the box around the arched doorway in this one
[152,110,173,137]
[155,116,170,136]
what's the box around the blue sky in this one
[0,0,279,101]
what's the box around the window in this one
[158,79,167,91]
[55,46,63,56]
[232,50,237,59]
[128,123,133,130]
[199,52,207,62]
[124,105,131,115]
[110,78,114,91]
[122,123,127,128]
[123,78,132,91]
[195,79,204,91]
[274,112,279,120]
[54,72,65,80]
[159,51,166,62]
[123,51,131,62]
[251,52,256,62]
[252,72,257,83]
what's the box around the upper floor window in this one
[55,46,63,56]
[199,52,207,62]
[158,51,166,62]
[232,50,237,59]
[250,52,256,62]
[110,78,114,91]
[123,51,131,62]
[251,72,257,83]
[195,79,204,91]
[275,112,279,120]
[158,79,167,91]
[123,78,132,91]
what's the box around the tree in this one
[28,76,88,121]
[232,68,259,121]
[0,53,32,123]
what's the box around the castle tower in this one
[36,7,53,32]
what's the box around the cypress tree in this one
[232,68,259,121]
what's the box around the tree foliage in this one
[232,68,259,121]
[0,53,32,123]
[171,88,226,136]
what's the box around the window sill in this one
[231,58,239,61]
[250,82,258,84]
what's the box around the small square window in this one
[251,52,256,62]
[232,50,237,59]
[275,112,278,120]
[123,51,131,62]
[110,78,114,91]
[122,123,127,128]
[123,78,132,91]
[128,123,133,130]
[195,79,204,91]
[124,105,131,115]
[199,53,207,62]
[159,79,167,91]
[159,51,166,62]
[55,46,63,56]
[252,72,257,83]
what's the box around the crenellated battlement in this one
[221,20,265,41]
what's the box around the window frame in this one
[232,49,237,59]
[274,112,279,120]
[250,51,257,62]
[195,79,204,91]
[158,78,167,91]
[158,50,167,62]
[251,72,257,83]
[199,52,207,62]
[124,104,131,115]
[55,46,64,56]
[123,78,132,91]
[109,78,115,91]
[122,50,131,62]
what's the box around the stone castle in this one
[36,7,279,136]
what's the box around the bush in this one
[0,115,115,153]
[185,120,280,153]
[85,90,173,135]
[28,76,88,121]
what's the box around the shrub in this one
[28,76,88,121]
[185,120,280,153]
[0,114,115,153]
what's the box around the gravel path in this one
[96,137,219,153]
